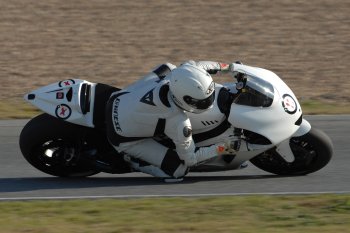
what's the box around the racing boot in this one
[124,155,183,182]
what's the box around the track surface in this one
[0,115,349,200]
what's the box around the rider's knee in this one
[161,149,187,178]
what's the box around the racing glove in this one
[217,61,245,78]
[215,136,241,155]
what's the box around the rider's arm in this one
[164,113,235,167]
[182,60,230,75]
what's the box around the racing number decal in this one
[282,94,297,114]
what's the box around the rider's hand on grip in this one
[228,61,243,72]
[219,61,242,76]
[216,137,241,155]
[219,63,236,74]
[228,62,244,81]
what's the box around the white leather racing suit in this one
[106,61,230,179]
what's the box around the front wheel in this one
[250,128,333,175]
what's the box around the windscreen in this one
[233,74,274,107]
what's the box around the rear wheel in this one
[250,128,333,175]
[19,114,100,177]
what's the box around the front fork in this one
[232,119,311,164]
[276,119,312,162]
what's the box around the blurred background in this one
[0,0,349,104]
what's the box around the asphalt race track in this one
[0,115,349,200]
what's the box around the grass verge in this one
[300,100,350,115]
[0,101,42,119]
[0,100,349,120]
[0,194,349,233]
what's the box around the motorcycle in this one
[19,63,333,177]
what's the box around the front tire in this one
[250,128,333,175]
[19,114,100,177]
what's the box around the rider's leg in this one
[115,139,188,180]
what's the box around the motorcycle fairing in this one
[25,79,97,127]
[228,64,303,145]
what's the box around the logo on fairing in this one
[55,104,71,120]
[282,94,297,114]
[58,79,75,87]
[56,92,64,99]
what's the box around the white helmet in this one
[168,63,215,114]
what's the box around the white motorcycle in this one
[19,63,333,177]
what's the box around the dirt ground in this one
[0,0,349,105]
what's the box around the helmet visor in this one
[183,91,215,110]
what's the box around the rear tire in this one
[250,128,333,175]
[19,114,100,177]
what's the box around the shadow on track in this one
[0,174,289,193]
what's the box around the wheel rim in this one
[253,136,319,174]
[31,138,98,176]
[36,139,79,168]
[289,137,318,167]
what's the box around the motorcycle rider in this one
[106,60,239,182]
